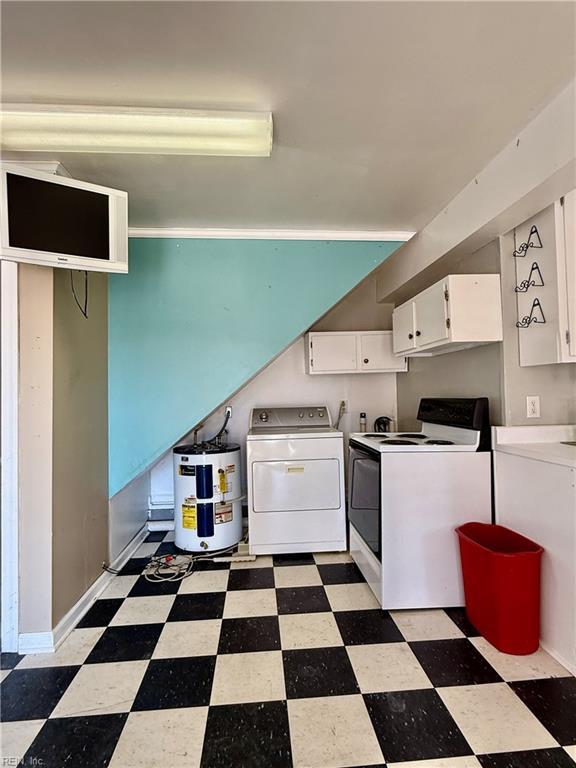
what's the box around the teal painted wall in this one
[109,238,402,496]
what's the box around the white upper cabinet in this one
[565,190,576,359]
[412,279,450,348]
[359,333,397,371]
[510,192,576,366]
[308,332,357,373]
[392,274,503,356]
[392,301,417,354]
[306,331,407,374]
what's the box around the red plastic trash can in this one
[456,522,543,655]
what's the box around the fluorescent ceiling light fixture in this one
[0,104,273,157]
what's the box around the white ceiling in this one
[1,1,575,231]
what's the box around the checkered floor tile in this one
[2,530,575,768]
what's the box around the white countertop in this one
[493,425,576,469]
[495,441,576,468]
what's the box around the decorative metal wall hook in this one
[516,298,546,328]
[515,262,544,293]
[513,225,543,257]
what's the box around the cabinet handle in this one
[408,333,414,339]
[415,330,421,337]
[363,358,369,364]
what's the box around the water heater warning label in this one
[215,503,233,525]
[182,498,197,530]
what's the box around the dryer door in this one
[252,458,341,512]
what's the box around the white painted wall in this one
[109,471,150,561]
[52,270,109,624]
[18,264,54,635]
[15,264,119,642]
[498,232,576,426]
[396,240,504,431]
[150,336,398,504]
[377,78,576,304]
[1,260,20,650]
[396,232,576,431]
[149,453,173,508]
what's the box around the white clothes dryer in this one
[246,406,346,555]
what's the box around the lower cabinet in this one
[494,449,576,674]
[306,331,407,374]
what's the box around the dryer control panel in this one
[250,405,332,431]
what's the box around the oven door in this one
[348,441,381,562]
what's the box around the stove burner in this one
[380,439,418,445]
[398,433,427,439]
[425,439,455,445]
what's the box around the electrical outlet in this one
[342,400,348,413]
[225,405,232,418]
[526,395,540,418]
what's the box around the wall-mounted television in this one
[0,164,128,273]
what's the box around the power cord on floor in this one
[102,538,247,583]
[145,554,195,582]
[143,539,245,583]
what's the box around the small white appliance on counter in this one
[493,425,576,674]
[247,405,346,555]
[348,397,492,609]
[173,442,243,552]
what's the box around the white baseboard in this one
[110,523,149,567]
[18,524,148,655]
[541,641,576,677]
[147,520,175,532]
[18,632,55,655]
[148,509,174,523]
[148,492,174,509]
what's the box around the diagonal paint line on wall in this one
[108,237,403,496]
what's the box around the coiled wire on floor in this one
[143,537,248,583]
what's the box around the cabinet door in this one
[563,190,576,358]
[359,333,404,371]
[414,281,449,347]
[310,333,357,372]
[392,302,416,353]
[514,204,563,366]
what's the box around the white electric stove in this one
[349,424,481,452]
[247,406,346,555]
[348,398,492,609]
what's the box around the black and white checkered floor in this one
[2,530,575,768]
